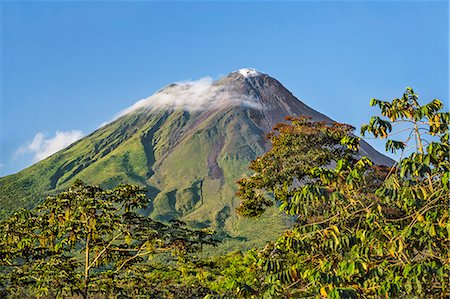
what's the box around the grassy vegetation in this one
[0,106,287,251]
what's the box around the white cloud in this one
[238,68,261,78]
[17,130,84,162]
[98,76,263,128]
[117,77,217,117]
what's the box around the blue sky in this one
[1,1,448,176]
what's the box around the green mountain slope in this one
[0,69,393,251]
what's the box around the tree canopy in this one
[1,88,448,299]
[231,88,449,298]
[0,180,217,298]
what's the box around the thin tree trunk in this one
[83,232,90,299]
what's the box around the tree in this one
[236,116,362,219]
[0,180,217,298]
[233,88,449,298]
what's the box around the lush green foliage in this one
[230,88,449,298]
[1,88,447,299]
[236,116,361,219]
[0,107,286,253]
[0,180,217,298]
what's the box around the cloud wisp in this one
[17,130,84,162]
[118,77,217,116]
[98,76,263,127]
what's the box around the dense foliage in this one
[0,180,217,298]
[230,88,449,298]
[0,88,448,299]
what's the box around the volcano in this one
[0,69,393,250]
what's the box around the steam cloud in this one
[113,77,263,120]
[17,130,84,162]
